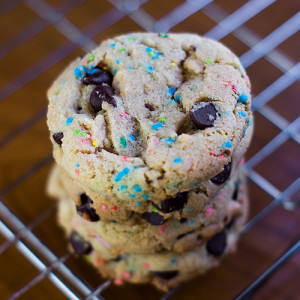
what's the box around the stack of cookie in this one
[47,33,253,291]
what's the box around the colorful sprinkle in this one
[205,207,214,216]
[97,257,104,265]
[114,278,124,285]
[112,220,117,223]
[92,140,98,147]
[153,52,162,59]
[168,87,176,96]
[122,271,131,279]
[128,135,136,141]
[86,255,92,262]
[171,258,177,264]
[223,141,232,148]
[88,54,94,62]
[151,122,163,130]
[147,65,154,73]
[80,131,87,136]
[206,59,212,64]
[174,95,181,103]
[143,195,149,199]
[113,206,118,210]
[238,93,248,103]
[119,48,125,53]
[75,169,80,176]
[113,68,118,74]
[165,138,175,144]
[137,202,141,207]
[144,262,150,269]
[101,204,108,211]
[171,61,177,66]
[160,117,166,123]
[74,66,87,78]
[120,185,127,191]
[190,221,195,226]
[66,118,73,125]
[159,33,169,38]
[173,157,182,163]
[160,225,166,233]
[115,59,120,65]
[187,208,193,214]
[110,43,116,48]
[120,137,127,148]
[128,36,135,41]
[130,194,135,198]
[133,185,142,192]
[75,163,80,168]
[115,168,130,182]
[238,112,247,118]
[154,209,158,213]
[74,129,80,134]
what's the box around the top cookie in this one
[47,33,252,206]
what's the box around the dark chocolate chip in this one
[211,162,232,185]
[206,229,227,256]
[151,270,179,280]
[145,103,155,111]
[52,132,63,145]
[69,231,93,255]
[110,255,123,262]
[176,230,195,240]
[226,216,237,229]
[82,67,113,86]
[190,103,218,129]
[179,218,188,223]
[152,192,188,213]
[76,194,100,222]
[90,86,116,113]
[142,212,165,225]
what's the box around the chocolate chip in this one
[142,212,165,225]
[110,255,123,262]
[176,230,195,240]
[82,67,113,86]
[76,194,100,222]
[190,103,218,129]
[145,103,155,111]
[151,270,179,280]
[206,229,227,256]
[179,218,188,223]
[69,231,92,255]
[152,192,187,213]
[90,86,116,113]
[53,132,63,145]
[211,163,232,185]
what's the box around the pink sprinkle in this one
[231,85,237,93]
[81,139,88,144]
[101,204,108,211]
[97,257,104,266]
[153,137,160,144]
[225,80,232,87]
[160,225,166,234]
[205,207,214,216]
[144,262,150,269]
[114,278,124,285]
[122,271,131,279]
[219,154,225,159]
[123,156,128,161]
[94,234,111,248]
[119,112,129,119]
[240,157,245,165]
[75,169,80,176]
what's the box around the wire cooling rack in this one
[0,0,299,299]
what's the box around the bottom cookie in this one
[57,174,248,291]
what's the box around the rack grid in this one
[0,0,299,299]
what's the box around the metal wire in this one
[0,0,299,299]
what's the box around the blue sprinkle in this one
[165,138,175,144]
[75,163,80,168]
[87,66,98,74]
[171,258,177,264]
[238,93,248,103]
[190,221,195,226]
[128,66,133,70]
[187,208,193,214]
[137,202,141,207]
[66,118,73,125]
[194,183,200,187]
[153,52,162,59]
[133,185,142,192]
[147,65,153,73]
[112,220,117,223]
[173,157,182,163]
[74,67,82,78]
[115,59,120,65]
[120,185,127,191]
[61,81,66,85]
[238,112,247,118]
[168,87,176,96]
[110,43,116,48]
[146,47,152,52]
[151,122,163,130]
[242,128,246,136]
[143,194,149,199]
[128,135,136,141]
[174,95,181,103]
[130,194,135,198]
[115,167,130,182]
[168,99,178,105]
[223,141,232,148]
[113,69,118,74]
[104,195,108,198]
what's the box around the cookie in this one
[57,171,248,291]
[51,163,247,254]
[47,33,253,220]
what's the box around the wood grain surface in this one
[0,0,299,299]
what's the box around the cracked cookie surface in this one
[47,33,252,219]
